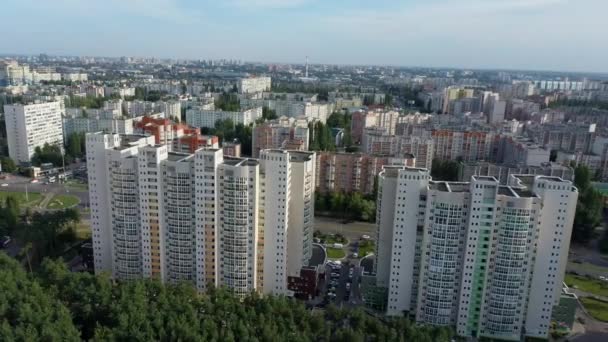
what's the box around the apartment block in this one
[252,117,309,157]
[432,130,501,162]
[4,101,64,163]
[186,107,262,128]
[371,166,578,340]
[86,133,315,297]
[351,110,399,144]
[238,76,272,94]
[315,152,415,195]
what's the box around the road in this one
[0,174,90,216]
[314,216,376,243]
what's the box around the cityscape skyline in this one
[2,0,608,73]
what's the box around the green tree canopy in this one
[0,254,455,341]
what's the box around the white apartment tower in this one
[86,132,315,297]
[374,167,578,340]
[260,150,315,295]
[4,101,64,163]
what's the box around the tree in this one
[216,92,241,111]
[0,255,81,341]
[65,132,85,159]
[31,143,64,167]
[0,252,455,341]
[572,165,603,243]
[262,106,278,121]
[0,195,20,237]
[431,159,460,181]
[1,156,17,173]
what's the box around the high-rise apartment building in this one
[371,166,578,340]
[4,101,64,163]
[86,133,315,297]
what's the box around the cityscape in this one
[1,1,608,342]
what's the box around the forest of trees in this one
[325,111,353,148]
[315,192,376,223]
[203,119,253,156]
[572,165,604,244]
[308,122,336,152]
[215,92,241,112]
[430,159,460,181]
[0,254,454,341]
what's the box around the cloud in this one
[227,0,314,9]
[10,0,198,23]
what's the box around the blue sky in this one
[1,0,606,72]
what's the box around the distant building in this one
[315,152,415,194]
[222,140,241,157]
[4,101,64,163]
[186,107,262,128]
[252,117,309,157]
[238,76,271,94]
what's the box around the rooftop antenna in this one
[305,56,309,78]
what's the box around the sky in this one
[1,0,607,72]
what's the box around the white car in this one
[1,183,7,187]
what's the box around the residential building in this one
[86,133,315,297]
[500,136,551,167]
[350,110,400,143]
[63,113,134,139]
[361,127,394,156]
[459,161,575,184]
[238,76,272,94]
[395,136,435,169]
[252,117,309,157]
[372,166,578,340]
[4,101,64,163]
[222,140,242,157]
[315,152,415,195]
[186,107,263,128]
[432,130,501,162]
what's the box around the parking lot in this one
[315,260,363,308]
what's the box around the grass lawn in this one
[565,274,608,297]
[567,261,608,277]
[326,247,346,259]
[0,190,42,208]
[359,240,375,257]
[47,194,80,209]
[580,297,608,322]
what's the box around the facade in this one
[500,136,551,167]
[351,110,399,144]
[4,101,64,163]
[63,114,134,139]
[186,107,263,128]
[372,167,578,340]
[361,127,394,156]
[238,76,272,94]
[315,152,415,195]
[432,130,501,162]
[222,141,242,157]
[86,133,315,297]
[395,136,435,169]
[252,117,309,157]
